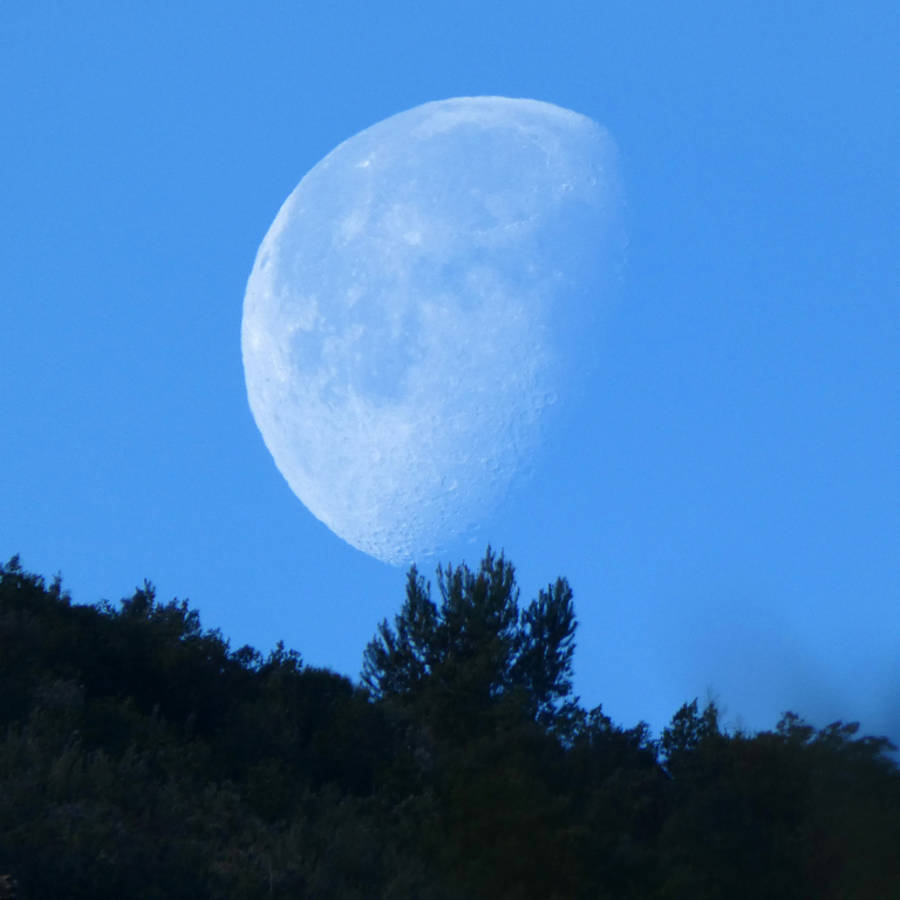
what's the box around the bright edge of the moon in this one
[242,96,625,565]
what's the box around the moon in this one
[242,96,624,564]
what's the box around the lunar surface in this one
[242,96,624,564]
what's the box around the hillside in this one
[1,552,898,898]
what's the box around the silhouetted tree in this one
[361,548,577,736]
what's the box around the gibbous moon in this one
[242,96,624,564]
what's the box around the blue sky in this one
[3,2,899,742]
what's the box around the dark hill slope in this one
[1,554,898,899]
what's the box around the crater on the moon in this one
[242,96,624,564]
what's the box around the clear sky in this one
[3,2,899,742]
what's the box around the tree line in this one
[1,550,898,898]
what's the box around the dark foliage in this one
[1,552,898,898]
